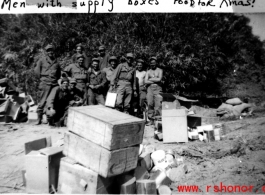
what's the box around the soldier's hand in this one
[89,85,94,89]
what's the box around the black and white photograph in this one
[0,13,265,194]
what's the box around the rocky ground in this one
[0,114,265,194]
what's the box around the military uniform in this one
[87,69,107,105]
[98,46,110,70]
[34,45,61,123]
[72,53,91,70]
[136,69,147,115]
[111,61,136,113]
[69,78,84,107]
[46,81,71,127]
[64,61,88,104]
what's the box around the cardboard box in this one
[58,157,115,194]
[24,136,52,155]
[67,105,145,150]
[162,109,188,143]
[63,131,139,178]
[25,147,64,194]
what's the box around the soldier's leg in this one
[115,84,125,112]
[95,93,105,105]
[153,86,163,118]
[36,82,51,125]
[88,88,95,105]
[123,85,133,114]
[147,86,155,120]
[139,89,147,118]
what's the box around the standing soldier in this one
[72,43,91,70]
[98,45,110,70]
[136,59,147,118]
[145,57,163,125]
[87,58,107,105]
[64,53,88,105]
[111,53,137,114]
[102,56,118,96]
[34,44,61,125]
[103,56,118,82]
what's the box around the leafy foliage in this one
[0,13,264,101]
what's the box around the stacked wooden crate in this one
[58,105,145,194]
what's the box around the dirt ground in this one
[0,115,265,194]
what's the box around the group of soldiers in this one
[34,44,163,127]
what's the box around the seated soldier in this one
[45,77,71,127]
[87,58,107,105]
[68,78,84,107]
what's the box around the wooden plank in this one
[63,131,139,178]
[24,136,52,155]
[149,170,171,188]
[134,167,149,180]
[120,177,136,194]
[162,109,188,143]
[136,180,157,194]
[57,157,114,194]
[25,147,63,194]
[67,105,145,150]
[0,99,10,114]
[138,153,153,171]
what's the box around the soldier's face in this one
[99,49,105,57]
[110,61,117,69]
[137,63,143,71]
[47,49,54,58]
[76,47,82,54]
[77,57,84,65]
[69,83,75,89]
[127,57,133,65]
[61,81,69,90]
[92,62,99,70]
[150,60,157,69]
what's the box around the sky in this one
[245,13,265,41]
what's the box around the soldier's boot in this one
[35,112,43,125]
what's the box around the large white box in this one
[162,109,188,143]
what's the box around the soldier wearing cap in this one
[64,53,88,105]
[71,43,91,70]
[111,53,137,114]
[135,59,147,118]
[103,56,118,81]
[45,77,71,127]
[68,78,84,107]
[34,44,61,125]
[98,45,110,70]
[145,56,163,125]
[87,58,107,105]
[102,56,118,97]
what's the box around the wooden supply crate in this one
[63,131,139,178]
[58,157,115,194]
[67,105,145,150]
[25,147,64,194]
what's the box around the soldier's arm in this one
[149,69,163,82]
[110,64,122,86]
[98,71,107,88]
[144,70,154,84]
[64,65,73,78]
[133,70,137,91]
[34,59,42,77]
[56,65,61,80]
